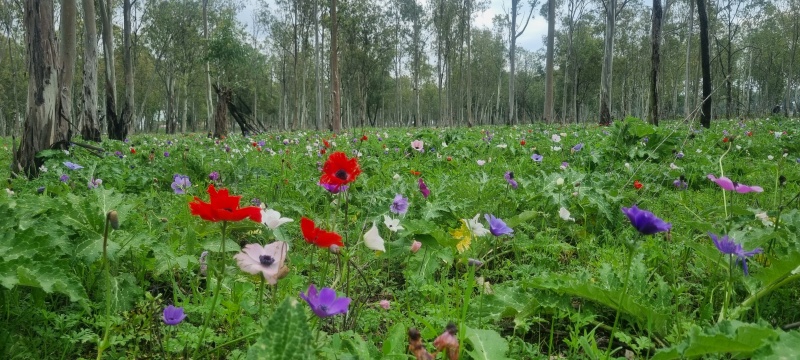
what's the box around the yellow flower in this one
[450,220,473,253]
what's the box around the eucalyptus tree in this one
[544,0,555,123]
[57,0,77,140]
[598,0,630,125]
[97,0,122,138]
[0,0,25,136]
[559,0,589,123]
[339,0,396,127]
[80,0,100,141]
[648,0,663,125]
[507,0,539,125]
[13,0,63,177]
[470,28,505,124]
[696,0,711,127]
[142,0,205,134]
[122,0,135,137]
[398,0,427,127]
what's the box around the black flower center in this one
[334,169,348,181]
[259,255,275,266]
[320,305,329,312]
[508,172,514,179]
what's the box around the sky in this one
[235,0,550,53]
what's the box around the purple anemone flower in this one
[504,171,518,189]
[59,174,70,183]
[485,214,513,236]
[171,174,191,194]
[621,205,671,235]
[299,284,351,318]
[673,179,688,190]
[572,143,584,152]
[707,174,763,193]
[63,161,83,170]
[390,194,409,214]
[209,171,220,181]
[531,153,543,162]
[162,305,186,325]
[87,178,102,189]
[164,151,170,157]
[708,233,763,275]
[418,178,430,199]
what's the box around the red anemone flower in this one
[361,135,368,141]
[323,139,330,148]
[320,152,361,187]
[130,148,136,154]
[520,140,526,146]
[410,170,421,176]
[320,148,327,155]
[634,180,643,190]
[300,217,344,248]
[189,184,262,223]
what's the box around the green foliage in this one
[651,321,789,360]
[465,327,512,360]
[247,298,314,359]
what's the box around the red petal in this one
[315,230,343,248]
[300,217,317,243]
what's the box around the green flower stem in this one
[195,221,228,357]
[719,142,732,219]
[459,264,477,359]
[257,277,265,317]
[733,273,800,319]
[605,246,635,359]
[718,254,734,322]
[96,213,114,360]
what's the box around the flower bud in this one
[276,265,290,280]
[410,240,422,253]
[329,245,341,254]
[107,211,119,230]
[467,258,483,268]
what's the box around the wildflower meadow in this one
[2,117,800,359]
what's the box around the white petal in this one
[383,215,402,233]
[364,223,385,252]
[261,209,294,230]
[559,207,575,222]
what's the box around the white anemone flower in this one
[383,215,404,232]
[465,214,490,237]
[559,207,575,222]
[364,223,386,252]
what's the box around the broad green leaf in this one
[465,327,511,360]
[525,274,670,334]
[651,321,779,360]
[247,298,313,359]
[381,323,408,357]
[0,258,89,309]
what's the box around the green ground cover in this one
[1,117,799,359]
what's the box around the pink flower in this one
[411,140,424,152]
[707,174,763,193]
[379,300,390,310]
[410,240,422,253]
[233,242,288,285]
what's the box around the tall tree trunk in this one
[121,0,134,138]
[56,0,76,143]
[697,0,712,128]
[599,0,616,125]
[80,0,100,141]
[315,0,323,130]
[213,86,230,138]
[684,0,693,119]
[203,0,214,133]
[14,0,60,178]
[544,0,556,123]
[98,0,120,139]
[330,0,341,133]
[648,0,662,126]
